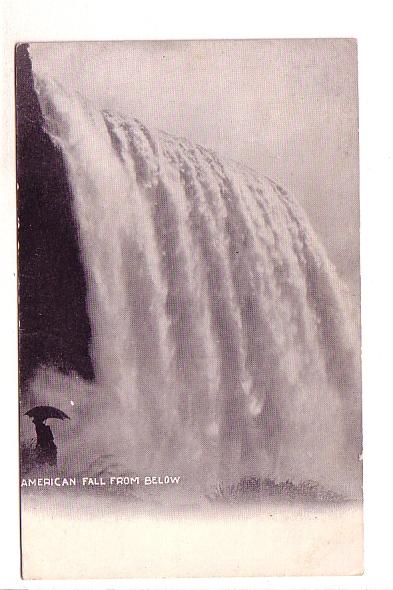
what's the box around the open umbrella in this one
[25,405,70,421]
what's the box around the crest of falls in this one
[26,75,362,497]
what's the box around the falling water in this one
[24,74,362,498]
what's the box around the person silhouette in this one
[32,417,57,466]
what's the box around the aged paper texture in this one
[17,39,362,578]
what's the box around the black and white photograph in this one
[16,39,362,579]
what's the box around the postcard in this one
[16,39,362,578]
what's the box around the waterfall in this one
[23,73,362,498]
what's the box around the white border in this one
[1,1,393,588]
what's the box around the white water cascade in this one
[27,74,362,498]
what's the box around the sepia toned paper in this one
[17,39,363,579]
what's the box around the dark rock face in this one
[16,44,94,385]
